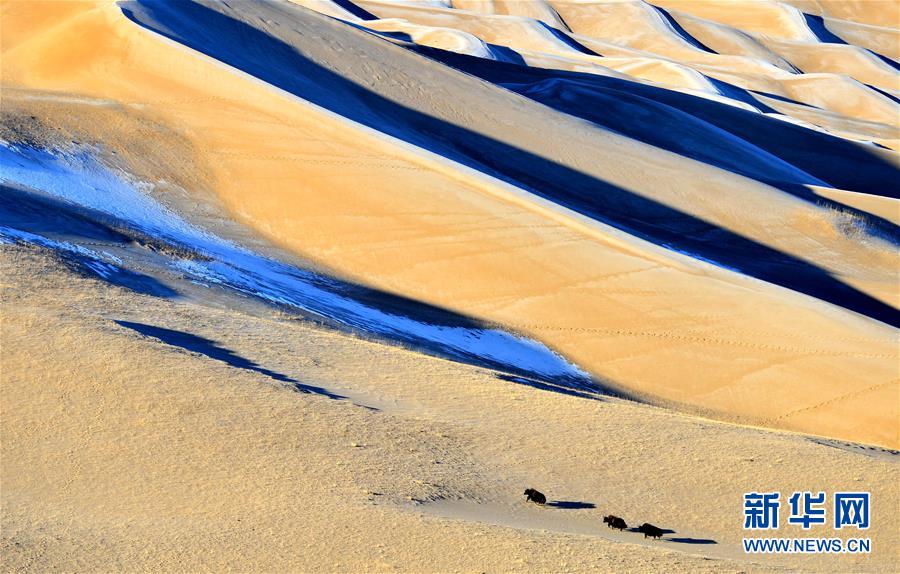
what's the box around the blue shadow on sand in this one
[1,184,179,298]
[629,527,676,534]
[653,6,716,53]
[496,374,605,401]
[120,0,900,329]
[546,501,596,510]
[116,320,347,400]
[669,537,717,545]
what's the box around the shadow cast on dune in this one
[414,47,900,210]
[115,320,348,399]
[668,537,717,545]
[76,254,177,297]
[2,184,135,244]
[0,184,179,298]
[653,6,716,53]
[629,527,676,534]
[545,501,596,510]
[495,374,606,401]
[537,22,600,57]
[868,84,900,106]
[803,14,848,45]
[120,0,900,328]
[1,156,599,396]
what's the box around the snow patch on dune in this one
[0,143,591,386]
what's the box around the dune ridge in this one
[3,1,900,571]
[2,0,898,448]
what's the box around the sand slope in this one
[1,1,899,570]
[3,234,898,573]
[2,0,898,446]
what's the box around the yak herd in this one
[523,488,665,539]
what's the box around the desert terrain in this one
[2,1,898,572]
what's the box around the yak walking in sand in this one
[523,488,546,505]
[603,515,628,530]
[637,523,665,539]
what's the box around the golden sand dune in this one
[2,0,898,444]
[3,239,898,572]
[353,0,899,144]
[1,1,898,570]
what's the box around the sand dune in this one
[822,16,900,60]
[5,242,897,572]
[3,0,898,444]
[2,0,899,571]
[354,0,899,145]
[3,233,898,572]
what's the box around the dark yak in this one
[523,488,546,505]
[637,523,665,539]
[603,515,628,530]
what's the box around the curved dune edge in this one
[350,0,900,142]
[3,0,898,448]
[5,241,898,572]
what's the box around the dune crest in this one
[2,0,897,448]
[3,1,900,571]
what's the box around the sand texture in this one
[2,1,898,572]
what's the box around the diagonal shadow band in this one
[119,0,899,328]
[115,320,346,400]
[410,46,900,213]
[2,178,597,395]
[1,184,180,298]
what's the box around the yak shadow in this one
[628,527,676,534]
[120,0,900,329]
[546,501,596,510]
[115,320,346,400]
[668,537,717,545]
